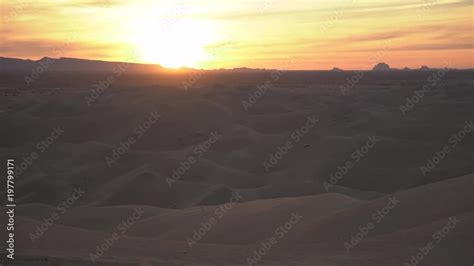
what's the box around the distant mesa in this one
[331,67,343,72]
[372,62,391,71]
[231,67,268,72]
[403,67,411,71]
[420,65,431,71]
[0,56,164,73]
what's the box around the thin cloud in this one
[200,0,472,21]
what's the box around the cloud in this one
[200,0,473,21]
[389,43,474,51]
[335,22,473,43]
[0,39,121,60]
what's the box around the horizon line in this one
[1,55,472,72]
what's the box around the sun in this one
[131,18,218,68]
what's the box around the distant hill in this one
[420,65,431,71]
[0,57,164,73]
[0,56,278,74]
[372,63,455,72]
[372,62,392,71]
[1,57,466,74]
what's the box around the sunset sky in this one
[1,0,473,69]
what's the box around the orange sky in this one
[1,0,473,69]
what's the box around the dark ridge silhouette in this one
[372,62,392,71]
[0,56,164,73]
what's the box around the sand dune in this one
[1,68,473,265]
[4,173,472,265]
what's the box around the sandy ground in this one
[0,68,473,265]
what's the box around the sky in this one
[1,0,473,69]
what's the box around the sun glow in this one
[2,0,472,69]
[131,17,218,68]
